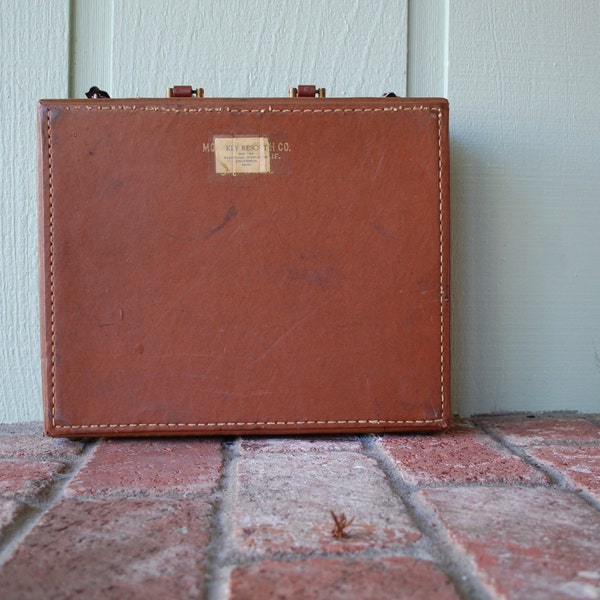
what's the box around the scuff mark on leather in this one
[206,206,237,238]
[372,222,396,240]
[98,308,124,327]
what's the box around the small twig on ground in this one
[330,510,355,539]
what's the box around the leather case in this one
[39,93,450,437]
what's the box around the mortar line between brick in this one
[204,438,241,600]
[470,418,563,482]
[0,439,100,566]
[473,419,600,513]
[361,436,499,600]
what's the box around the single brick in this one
[422,486,600,600]
[478,414,600,445]
[0,423,86,458]
[230,556,461,600]
[66,438,223,497]
[240,435,362,453]
[528,445,600,501]
[380,424,549,485]
[0,497,211,598]
[233,449,421,556]
[0,460,65,500]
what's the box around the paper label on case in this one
[214,136,271,175]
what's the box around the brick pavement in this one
[0,414,599,599]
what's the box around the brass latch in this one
[166,86,204,98]
[289,85,326,98]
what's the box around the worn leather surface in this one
[39,97,450,437]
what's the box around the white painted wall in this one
[1,0,70,423]
[1,0,599,422]
[449,1,600,414]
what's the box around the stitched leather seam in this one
[52,419,445,430]
[437,109,446,421]
[47,110,57,429]
[47,103,447,430]
[59,104,437,114]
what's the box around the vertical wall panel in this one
[449,1,600,414]
[110,0,407,98]
[69,0,113,97]
[407,0,448,97]
[0,1,70,422]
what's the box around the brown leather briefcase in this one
[39,86,450,437]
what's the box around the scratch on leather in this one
[206,205,237,238]
[251,295,335,363]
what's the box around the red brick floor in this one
[0,413,599,599]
